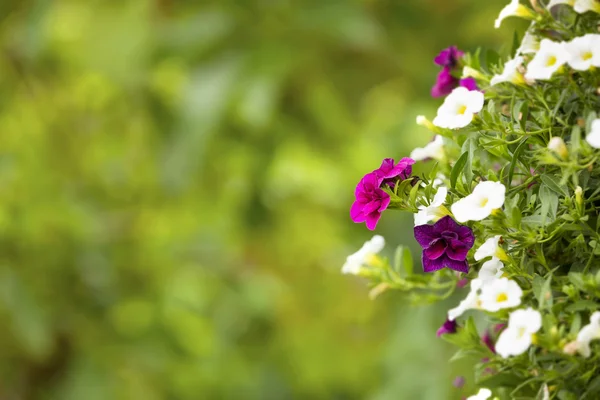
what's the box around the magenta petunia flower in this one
[373,157,415,187]
[482,331,496,354]
[459,77,480,91]
[431,67,459,98]
[350,173,391,231]
[434,46,464,68]
[437,318,458,337]
[414,216,475,273]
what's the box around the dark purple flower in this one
[431,67,459,97]
[373,157,415,187]
[436,318,458,337]
[482,331,496,354]
[414,216,475,273]
[434,46,464,68]
[350,173,391,231]
[453,376,466,389]
[459,77,479,91]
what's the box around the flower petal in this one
[414,224,437,247]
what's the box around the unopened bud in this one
[462,66,485,80]
[416,115,438,133]
[576,186,584,208]
[563,340,579,355]
[548,137,568,159]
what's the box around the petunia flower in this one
[372,157,415,187]
[495,308,542,358]
[434,46,464,68]
[350,173,391,231]
[565,34,600,70]
[436,318,458,337]
[342,235,385,275]
[414,215,475,273]
[410,135,445,162]
[451,181,506,222]
[478,257,505,283]
[574,0,600,13]
[448,278,483,321]
[524,39,569,81]
[475,235,508,261]
[479,277,523,312]
[586,119,600,148]
[517,30,540,55]
[414,186,449,226]
[495,0,536,29]
[459,77,480,91]
[432,67,460,97]
[467,388,492,400]
[548,136,569,158]
[574,311,600,357]
[432,87,485,129]
[490,55,526,86]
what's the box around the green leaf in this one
[508,137,529,186]
[461,136,477,184]
[540,174,567,196]
[393,245,413,277]
[450,151,469,189]
[533,274,553,309]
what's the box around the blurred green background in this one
[0,1,519,399]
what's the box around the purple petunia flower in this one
[350,173,391,231]
[414,216,475,273]
[437,318,458,337]
[373,157,415,187]
[434,46,464,68]
[431,67,459,98]
[482,331,496,354]
[459,77,480,91]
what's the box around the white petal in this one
[586,119,600,148]
[475,236,501,261]
[431,186,448,207]
[496,328,532,357]
[478,257,504,282]
[467,388,492,400]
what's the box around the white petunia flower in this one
[474,235,506,261]
[575,311,600,357]
[585,119,600,148]
[410,135,445,161]
[495,0,536,29]
[478,257,505,283]
[432,87,484,129]
[433,173,446,188]
[467,388,492,400]
[451,181,506,223]
[448,279,483,321]
[414,187,448,226]
[490,56,526,86]
[517,30,540,55]
[479,277,523,312]
[342,235,385,275]
[496,308,542,358]
[547,0,574,8]
[525,39,569,81]
[574,0,600,13]
[548,136,569,158]
[565,34,600,70]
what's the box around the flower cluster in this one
[344,1,600,398]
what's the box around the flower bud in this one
[575,186,584,210]
[548,137,568,159]
[462,66,486,80]
[415,115,439,133]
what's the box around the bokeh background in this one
[0,1,523,399]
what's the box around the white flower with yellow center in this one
[479,277,522,312]
[342,235,385,275]
[496,308,542,358]
[495,0,536,29]
[414,187,448,226]
[566,34,600,70]
[451,181,506,223]
[585,119,600,149]
[474,235,507,261]
[432,87,484,129]
[410,135,445,161]
[517,30,540,55]
[574,0,600,13]
[574,311,600,357]
[525,39,569,81]
[491,56,526,86]
[467,388,492,400]
[478,257,505,283]
[448,278,483,321]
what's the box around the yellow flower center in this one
[546,56,557,67]
[582,52,593,61]
[479,197,489,207]
[457,105,467,115]
[496,292,508,303]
